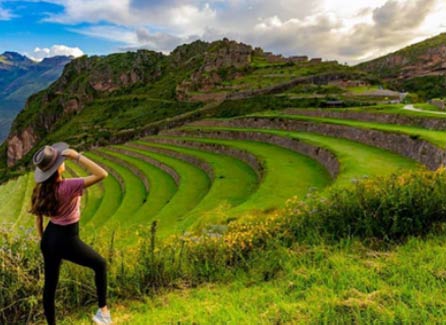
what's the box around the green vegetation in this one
[157,136,332,222]
[312,103,446,119]
[115,143,211,238]
[4,35,446,323]
[181,126,420,187]
[255,111,446,147]
[135,140,259,230]
[5,169,446,323]
[80,152,123,230]
[414,102,444,112]
[99,147,177,231]
[397,76,446,99]
[86,151,146,230]
[230,61,368,91]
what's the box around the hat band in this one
[40,151,58,171]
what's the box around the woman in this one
[29,142,113,325]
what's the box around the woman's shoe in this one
[92,308,112,324]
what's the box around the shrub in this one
[288,168,446,242]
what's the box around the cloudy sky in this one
[0,0,445,64]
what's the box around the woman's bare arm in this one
[35,214,43,239]
[62,148,108,188]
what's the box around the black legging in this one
[40,220,107,325]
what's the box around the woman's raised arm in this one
[62,148,108,188]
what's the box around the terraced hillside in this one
[4,103,442,248]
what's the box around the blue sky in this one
[0,1,122,57]
[0,0,445,63]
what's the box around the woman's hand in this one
[61,148,78,160]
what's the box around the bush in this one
[288,168,446,242]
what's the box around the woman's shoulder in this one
[58,177,85,197]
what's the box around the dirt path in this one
[403,104,446,115]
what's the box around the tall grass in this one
[3,168,446,323]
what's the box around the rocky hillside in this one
[1,38,371,181]
[357,33,446,99]
[0,52,71,141]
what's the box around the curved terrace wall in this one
[188,117,445,170]
[283,108,446,130]
[91,149,149,193]
[87,151,125,194]
[106,146,181,186]
[126,142,215,181]
[142,137,265,181]
[162,128,340,178]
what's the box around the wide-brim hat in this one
[32,142,69,183]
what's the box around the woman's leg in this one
[61,237,107,308]
[41,251,62,325]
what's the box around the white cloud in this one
[43,0,131,25]
[70,25,138,45]
[41,0,444,63]
[0,2,13,20]
[26,44,84,61]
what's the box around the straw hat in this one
[32,142,69,183]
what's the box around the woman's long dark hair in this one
[29,170,61,217]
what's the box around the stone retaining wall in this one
[162,129,339,178]
[431,99,445,111]
[127,142,215,181]
[107,146,181,186]
[144,137,265,181]
[91,149,149,193]
[188,117,445,170]
[282,108,446,130]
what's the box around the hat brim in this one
[34,142,69,183]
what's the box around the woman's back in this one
[50,178,85,226]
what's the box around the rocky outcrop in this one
[225,72,366,100]
[160,128,339,179]
[6,50,165,167]
[357,33,446,80]
[176,38,253,100]
[188,117,445,170]
[63,98,81,114]
[6,126,37,167]
[282,108,446,130]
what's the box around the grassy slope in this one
[99,147,178,227]
[0,173,29,225]
[135,140,259,230]
[159,136,332,221]
[87,150,147,229]
[116,143,211,238]
[182,126,421,187]
[255,112,446,147]
[80,152,123,231]
[62,234,446,324]
[288,104,446,119]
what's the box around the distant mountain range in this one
[0,52,72,141]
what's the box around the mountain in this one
[356,33,446,99]
[0,52,72,141]
[1,38,370,179]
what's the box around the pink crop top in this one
[50,178,85,225]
